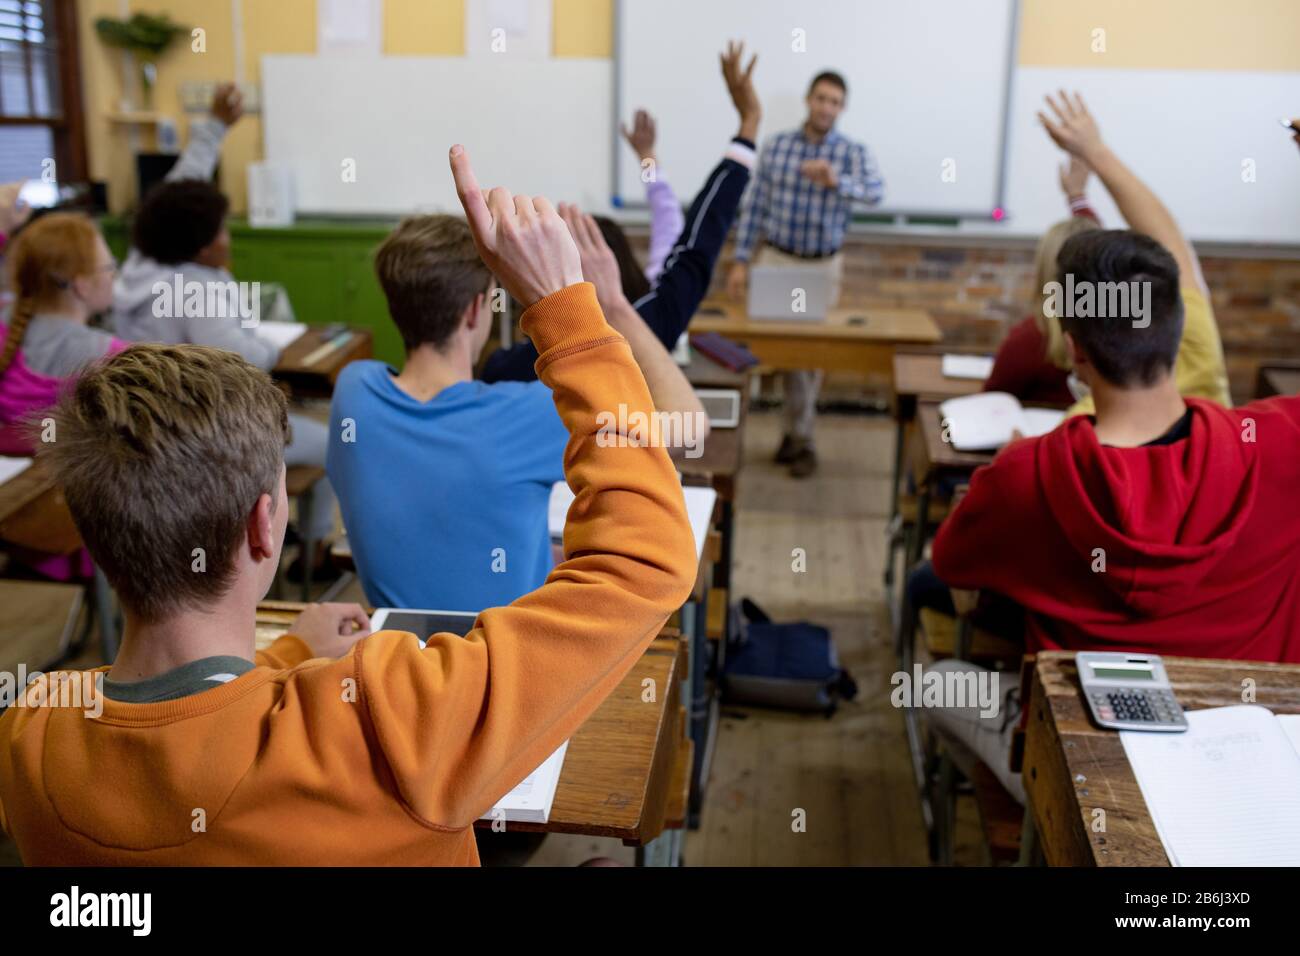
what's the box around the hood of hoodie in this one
[112,252,234,331]
[1035,399,1259,616]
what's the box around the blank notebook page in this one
[1120,705,1300,866]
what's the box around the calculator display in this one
[1091,665,1156,680]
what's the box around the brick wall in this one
[634,229,1300,404]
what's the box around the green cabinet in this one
[101,217,406,366]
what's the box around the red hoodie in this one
[931,397,1300,662]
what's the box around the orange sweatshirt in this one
[0,283,697,865]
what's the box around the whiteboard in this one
[262,55,611,216]
[1003,67,1300,243]
[614,0,1018,217]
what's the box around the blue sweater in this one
[481,139,754,383]
[327,361,567,612]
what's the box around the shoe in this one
[774,434,805,464]
[789,446,818,479]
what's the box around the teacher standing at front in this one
[726,70,883,478]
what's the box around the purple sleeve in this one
[644,177,685,282]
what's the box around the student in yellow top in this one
[1037,92,1231,414]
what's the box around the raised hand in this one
[450,145,583,308]
[1058,154,1092,200]
[1038,91,1104,161]
[720,40,760,141]
[211,81,245,127]
[621,109,657,163]
[0,181,34,236]
[558,203,623,311]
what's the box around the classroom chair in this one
[283,465,328,602]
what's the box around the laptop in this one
[747,264,834,321]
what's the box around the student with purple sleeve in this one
[480,41,761,385]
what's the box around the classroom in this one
[0,0,1298,905]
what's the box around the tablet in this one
[369,608,478,647]
[695,388,741,428]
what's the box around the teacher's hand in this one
[800,158,838,189]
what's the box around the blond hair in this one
[39,344,290,623]
[2,213,102,375]
[1032,216,1101,370]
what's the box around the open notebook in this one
[938,392,1065,451]
[256,320,308,353]
[1120,705,1300,866]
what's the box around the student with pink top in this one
[0,213,128,580]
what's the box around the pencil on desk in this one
[301,331,355,368]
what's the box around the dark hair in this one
[373,214,493,353]
[808,71,847,98]
[1055,230,1183,388]
[594,216,652,304]
[132,180,230,264]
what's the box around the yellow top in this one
[1068,285,1231,417]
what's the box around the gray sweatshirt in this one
[111,118,279,371]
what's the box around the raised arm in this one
[1039,91,1204,293]
[622,109,685,281]
[561,203,708,458]
[164,83,243,185]
[285,147,697,828]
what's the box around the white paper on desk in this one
[0,456,32,485]
[941,354,994,380]
[547,481,714,561]
[938,392,1064,450]
[256,320,308,353]
[480,741,569,824]
[1120,705,1300,866]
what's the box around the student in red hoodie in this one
[923,93,1300,802]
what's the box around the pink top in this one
[0,324,127,580]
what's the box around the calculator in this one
[1076,652,1188,732]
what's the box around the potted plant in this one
[94,13,189,111]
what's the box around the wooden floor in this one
[531,407,981,867]
[0,407,984,867]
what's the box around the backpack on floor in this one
[720,598,858,715]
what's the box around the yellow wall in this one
[81,0,611,213]
[1018,0,1300,70]
[80,0,1299,213]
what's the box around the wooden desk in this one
[1023,652,1300,866]
[0,458,81,556]
[1256,365,1300,399]
[273,326,373,399]
[888,350,988,525]
[254,602,690,851]
[690,299,941,378]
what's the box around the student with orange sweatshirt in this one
[0,146,697,865]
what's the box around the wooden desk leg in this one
[635,828,680,867]
[299,485,316,603]
[93,566,119,664]
[681,596,713,825]
[884,418,906,590]
[1017,806,1041,866]
[716,498,735,592]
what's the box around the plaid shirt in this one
[733,127,883,260]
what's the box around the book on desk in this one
[1120,704,1300,866]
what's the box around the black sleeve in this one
[481,143,753,384]
[631,150,752,351]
